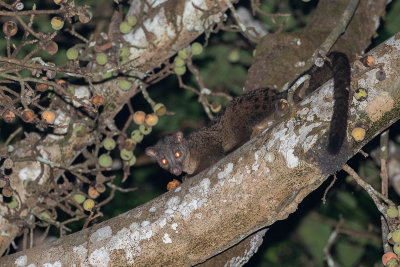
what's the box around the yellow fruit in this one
[51,17,64,30]
[133,111,146,125]
[145,113,158,126]
[154,103,166,116]
[83,199,95,211]
[41,110,56,124]
[3,21,17,36]
[354,88,367,101]
[352,127,366,142]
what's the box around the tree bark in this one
[1,32,400,267]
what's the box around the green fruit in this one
[388,232,394,244]
[40,211,51,220]
[129,155,136,166]
[228,50,240,63]
[103,138,116,150]
[394,243,400,256]
[388,206,399,218]
[120,22,132,34]
[6,196,18,209]
[51,17,64,30]
[68,86,75,94]
[126,15,137,26]
[191,42,203,55]
[120,149,133,161]
[174,66,186,75]
[66,47,79,60]
[139,124,152,135]
[74,125,86,137]
[118,80,132,91]
[96,53,108,65]
[98,154,112,168]
[73,193,86,204]
[393,229,400,243]
[120,47,130,57]
[178,48,188,59]
[174,57,185,67]
[131,130,143,142]
[388,258,399,267]
[102,71,113,79]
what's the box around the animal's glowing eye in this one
[161,158,167,165]
[175,152,181,158]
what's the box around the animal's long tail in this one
[327,52,350,154]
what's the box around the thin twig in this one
[380,130,390,197]
[343,164,393,211]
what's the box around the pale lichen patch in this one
[177,178,210,220]
[53,111,71,135]
[385,34,400,50]
[251,150,261,171]
[267,118,300,168]
[217,163,234,179]
[299,122,321,153]
[225,230,265,266]
[165,196,180,210]
[174,186,182,192]
[18,163,41,182]
[149,206,156,212]
[88,247,110,267]
[107,227,141,264]
[183,0,221,32]
[15,255,27,267]
[42,261,62,267]
[73,86,91,107]
[158,218,167,228]
[162,233,172,244]
[72,245,88,261]
[90,226,112,243]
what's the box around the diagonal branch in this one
[2,31,400,267]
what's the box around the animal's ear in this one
[145,147,157,158]
[175,131,184,143]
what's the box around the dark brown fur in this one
[146,52,350,176]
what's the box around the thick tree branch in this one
[0,0,234,256]
[2,32,399,267]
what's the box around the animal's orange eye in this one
[161,158,167,165]
[175,152,181,158]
